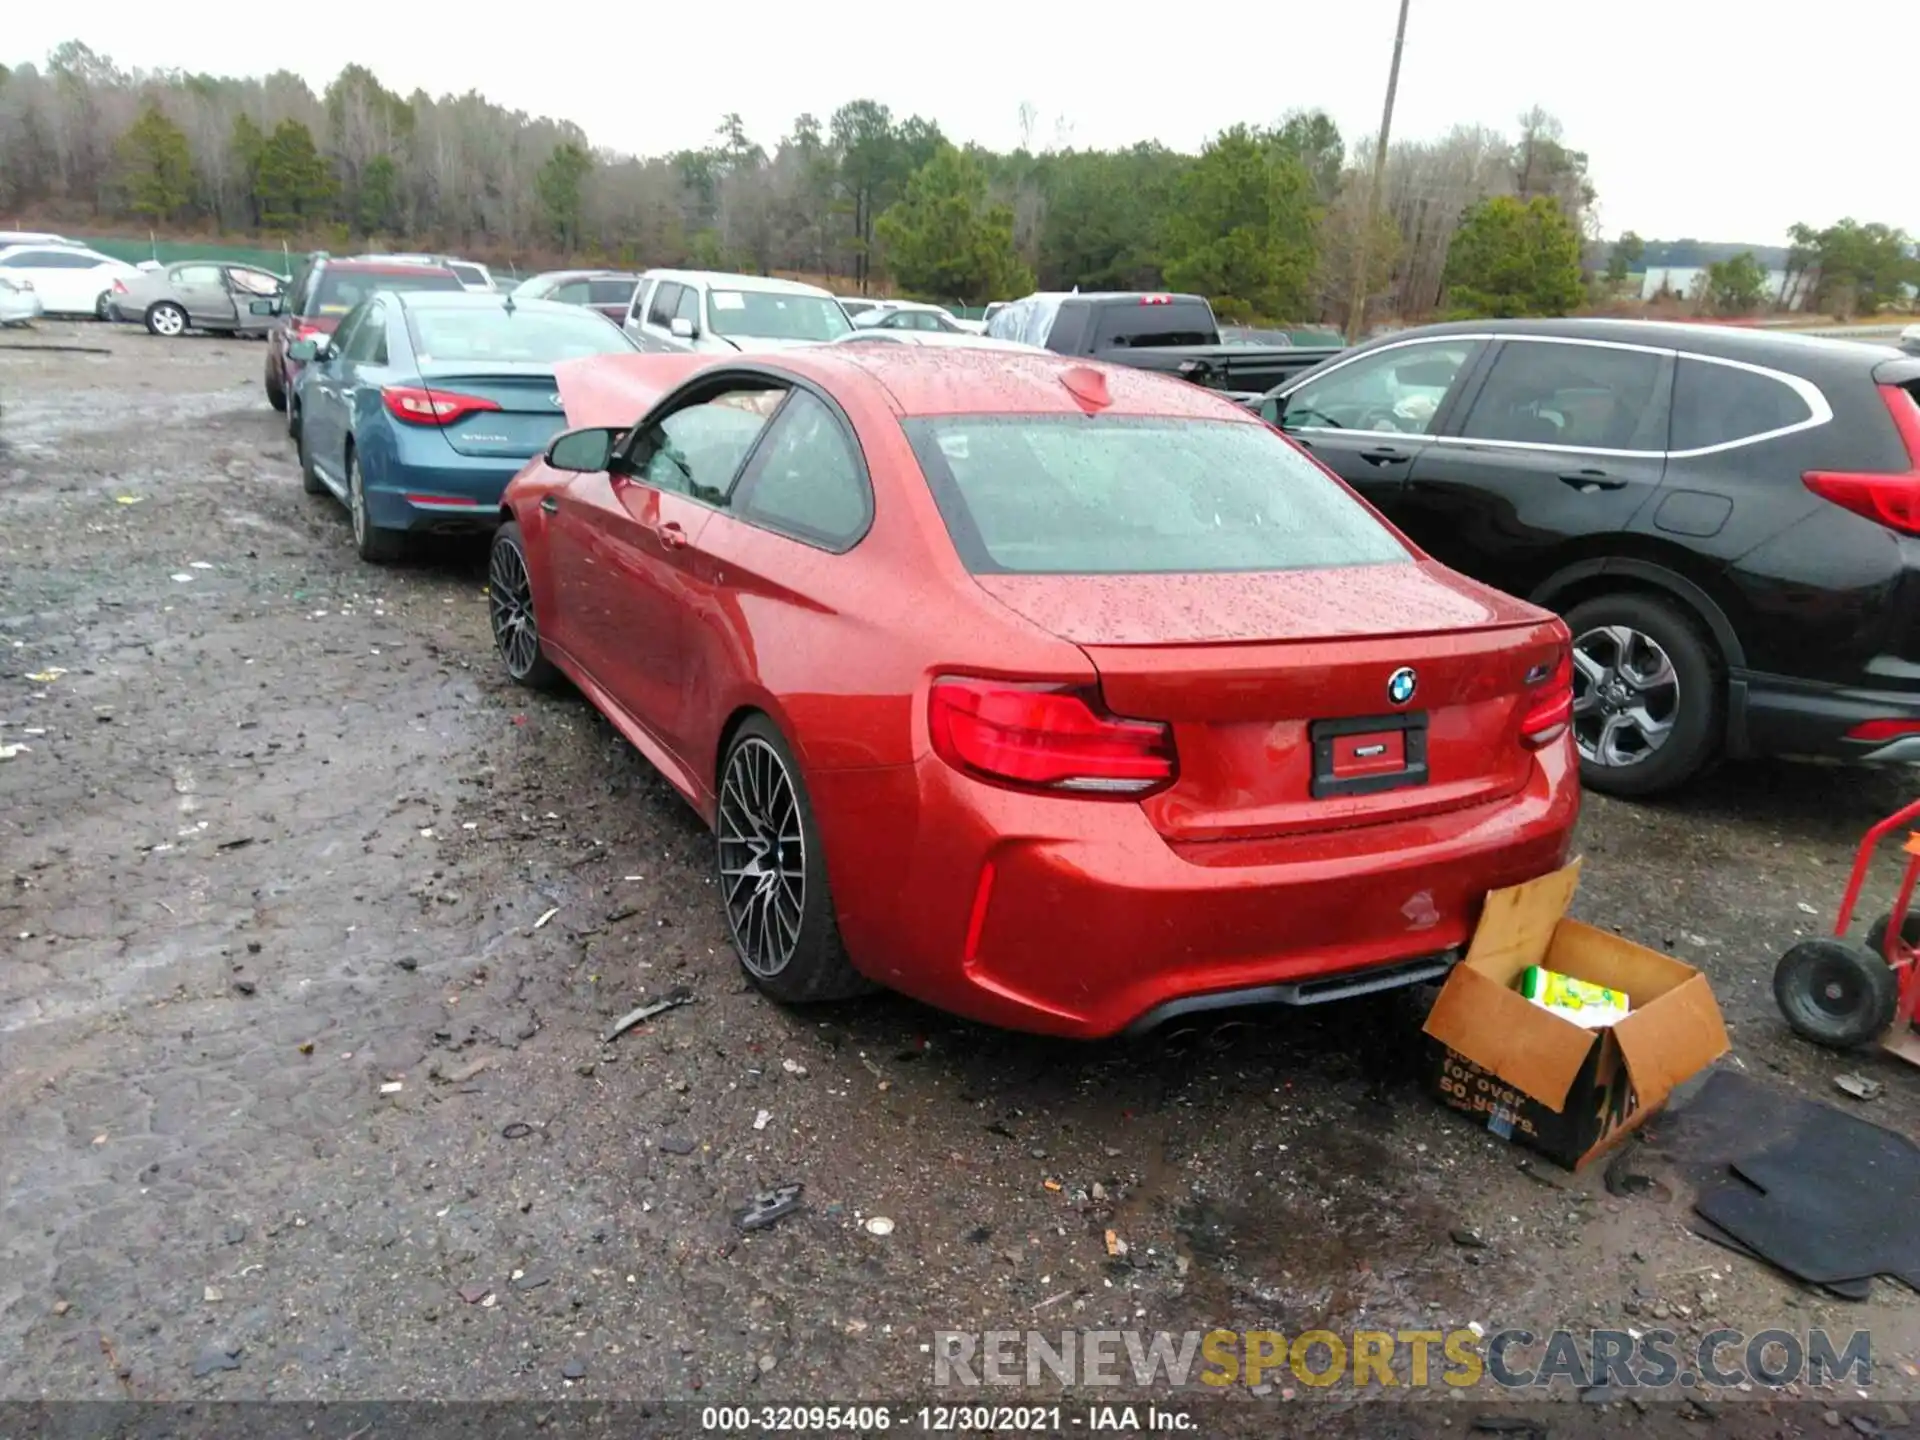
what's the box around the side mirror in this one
[249,299,281,316]
[545,426,620,473]
[1258,396,1283,425]
[668,316,697,340]
[288,337,329,362]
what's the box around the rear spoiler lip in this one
[1871,356,1920,386]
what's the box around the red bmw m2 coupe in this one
[490,347,1579,1037]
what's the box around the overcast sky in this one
[10,0,1913,245]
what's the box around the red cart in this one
[1774,796,1920,1066]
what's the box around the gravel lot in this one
[2,324,1916,1433]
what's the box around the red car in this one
[492,348,1579,1038]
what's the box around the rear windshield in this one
[706,290,852,341]
[587,277,636,304]
[406,306,635,364]
[448,263,489,287]
[1090,299,1216,349]
[308,268,464,317]
[904,415,1407,575]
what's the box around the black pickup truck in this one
[984,291,1343,403]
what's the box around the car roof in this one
[1369,317,1908,370]
[392,291,582,314]
[783,345,1260,420]
[833,331,1042,352]
[0,242,108,258]
[321,259,459,277]
[528,268,637,282]
[640,269,834,298]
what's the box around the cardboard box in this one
[1422,858,1729,1170]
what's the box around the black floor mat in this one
[1693,1101,1920,1291]
[1631,1067,1918,1297]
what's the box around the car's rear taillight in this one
[112,279,128,294]
[382,386,502,426]
[1519,648,1574,749]
[1802,384,1920,534]
[928,677,1176,797]
[292,325,325,342]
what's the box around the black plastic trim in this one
[1309,711,1429,798]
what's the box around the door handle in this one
[539,495,558,514]
[1558,469,1628,492]
[1358,447,1411,465]
[657,520,688,549]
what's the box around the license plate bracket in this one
[1310,711,1429,799]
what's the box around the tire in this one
[488,522,562,689]
[287,394,302,440]
[1864,909,1920,963]
[346,447,406,563]
[145,302,187,338]
[94,291,112,321]
[266,361,287,413]
[716,716,873,1004]
[1774,938,1899,1049]
[295,419,327,496]
[1564,591,1722,798]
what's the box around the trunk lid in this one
[974,563,1567,843]
[420,363,570,458]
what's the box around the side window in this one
[292,268,320,317]
[1460,341,1666,450]
[342,303,388,363]
[675,285,700,325]
[227,268,280,296]
[329,306,366,359]
[551,279,591,304]
[647,282,682,329]
[1670,356,1813,452]
[628,387,786,503]
[735,390,871,550]
[588,278,633,306]
[173,264,222,286]
[627,280,653,326]
[1282,341,1477,436]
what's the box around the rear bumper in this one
[362,441,527,535]
[808,741,1579,1039]
[1735,670,1920,763]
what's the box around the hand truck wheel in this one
[1773,938,1900,1050]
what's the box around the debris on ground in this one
[658,1136,697,1156]
[458,1284,491,1305]
[561,1359,586,1381]
[733,1184,805,1233]
[1104,1229,1127,1257]
[0,743,31,760]
[753,1109,771,1131]
[1450,1227,1489,1249]
[428,1054,495,1084]
[24,668,66,683]
[378,1081,403,1095]
[532,906,560,931]
[864,1216,895,1237]
[191,1344,242,1377]
[1834,1073,1884,1102]
[782,1058,808,1077]
[601,987,694,1042]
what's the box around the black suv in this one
[1258,318,1920,796]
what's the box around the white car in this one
[0,275,44,326]
[0,230,72,249]
[622,270,853,354]
[0,244,141,318]
[852,299,985,335]
[1901,323,1920,357]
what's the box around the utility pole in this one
[1345,0,1412,345]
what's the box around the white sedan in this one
[0,244,142,318]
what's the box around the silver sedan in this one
[109,261,288,338]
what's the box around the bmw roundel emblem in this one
[1387,667,1418,706]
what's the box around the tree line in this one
[1,43,1911,323]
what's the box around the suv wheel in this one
[265,358,287,412]
[1564,592,1722,798]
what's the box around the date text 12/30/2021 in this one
[700,1404,1197,1431]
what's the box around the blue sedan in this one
[289,291,638,561]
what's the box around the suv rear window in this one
[306,267,464,317]
[448,264,488,287]
[904,415,1407,575]
[1090,299,1215,349]
[1670,356,1814,451]
[587,278,636,305]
